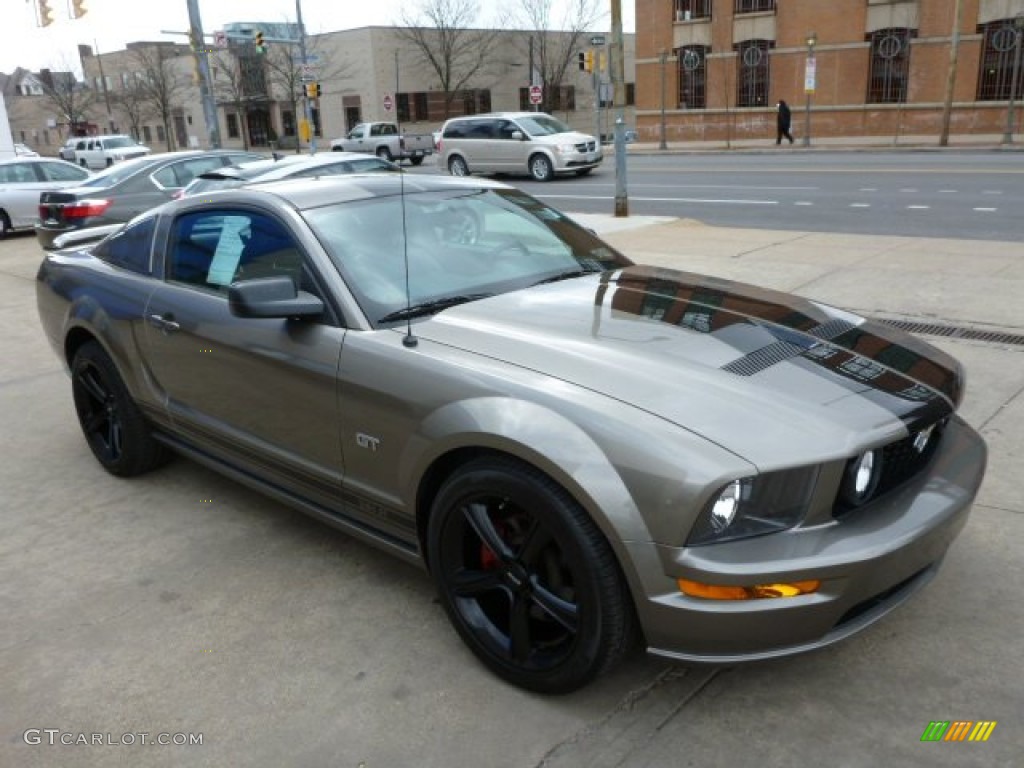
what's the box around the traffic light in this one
[71,0,87,19]
[305,82,321,99]
[254,31,265,53]
[584,50,594,73]
[37,0,55,27]
[578,52,586,71]
[598,51,606,72]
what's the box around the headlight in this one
[687,467,819,546]
[556,143,577,155]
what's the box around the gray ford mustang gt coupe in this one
[36,174,986,693]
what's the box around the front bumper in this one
[629,415,986,663]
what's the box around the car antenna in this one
[399,159,418,348]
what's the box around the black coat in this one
[777,102,792,131]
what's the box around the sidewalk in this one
[621,131,1024,154]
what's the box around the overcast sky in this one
[5,0,634,75]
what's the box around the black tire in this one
[575,168,593,177]
[79,159,87,167]
[71,341,169,477]
[428,456,634,694]
[376,146,394,162]
[106,158,114,167]
[529,153,555,182]
[448,155,470,177]
[0,210,10,239]
[409,156,424,166]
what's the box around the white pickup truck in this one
[329,122,433,165]
[74,135,150,170]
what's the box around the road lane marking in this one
[794,201,814,206]
[939,189,958,193]
[900,188,919,193]
[850,203,871,208]
[907,205,930,209]
[859,188,877,192]
[973,207,998,212]
[982,190,1002,194]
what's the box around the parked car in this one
[35,150,263,249]
[439,112,603,181]
[178,151,398,198]
[59,137,86,161]
[14,143,40,157]
[0,157,90,237]
[329,122,434,165]
[74,134,151,170]
[35,174,985,694]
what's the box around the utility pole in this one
[295,0,316,154]
[185,0,222,149]
[939,0,964,146]
[611,0,628,217]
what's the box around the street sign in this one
[589,35,606,46]
[214,30,227,48]
[301,63,315,82]
[383,94,394,112]
[529,85,543,105]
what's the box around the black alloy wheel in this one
[428,457,634,693]
[71,341,169,476]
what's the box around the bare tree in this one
[397,0,503,119]
[129,43,189,151]
[208,49,260,150]
[263,36,349,151]
[509,0,603,114]
[109,80,152,142]
[37,60,97,134]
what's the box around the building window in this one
[143,126,152,142]
[281,110,295,136]
[226,114,239,139]
[734,0,775,12]
[677,46,707,108]
[548,85,577,111]
[414,92,429,121]
[977,19,1024,101]
[674,1,711,21]
[156,126,166,143]
[867,28,913,103]
[736,40,772,107]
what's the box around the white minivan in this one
[438,112,602,181]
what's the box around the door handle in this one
[147,313,180,333]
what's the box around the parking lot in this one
[2,218,1021,767]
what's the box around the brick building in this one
[634,0,1024,143]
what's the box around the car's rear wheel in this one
[409,156,424,166]
[0,210,10,238]
[448,155,469,177]
[529,154,555,182]
[79,159,87,167]
[71,341,169,477]
[376,147,394,162]
[106,158,114,167]
[428,456,634,693]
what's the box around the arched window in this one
[867,28,914,103]
[977,19,1024,101]
[677,46,708,109]
[736,40,773,107]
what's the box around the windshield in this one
[303,188,631,326]
[515,115,572,136]
[77,155,156,188]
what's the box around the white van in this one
[438,112,602,181]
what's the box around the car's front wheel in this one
[71,341,169,477]
[529,153,555,182]
[428,456,634,694]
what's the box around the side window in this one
[93,215,157,274]
[167,210,304,293]
[76,140,87,151]
[41,162,90,182]
[153,157,231,189]
[466,120,495,139]
[496,120,519,140]
[443,121,465,139]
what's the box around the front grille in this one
[834,418,946,518]
[575,141,597,152]
[834,568,928,629]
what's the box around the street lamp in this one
[803,32,817,147]
[1002,15,1024,145]
[659,49,668,150]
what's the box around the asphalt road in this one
[417,150,1024,242]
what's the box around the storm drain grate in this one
[876,319,1024,346]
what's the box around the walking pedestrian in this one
[776,100,794,145]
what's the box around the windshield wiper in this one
[378,293,494,323]
[531,266,604,286]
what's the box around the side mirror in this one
[228,276,324,319]
[511,130,525,141]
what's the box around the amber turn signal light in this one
[677,578,820,600]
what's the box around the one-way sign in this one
[590,35,606,46]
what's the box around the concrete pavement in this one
[621,131,1024,154]
[1,212,1021,767]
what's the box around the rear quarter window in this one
[93,215,157,275]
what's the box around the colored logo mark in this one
[920,721,997,742]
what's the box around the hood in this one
[415,266,961,466]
